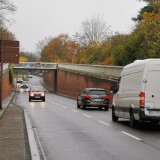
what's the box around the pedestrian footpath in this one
[0,92,31,160]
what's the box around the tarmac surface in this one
[0,92,31,160]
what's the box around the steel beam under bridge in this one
[13,62,58,70]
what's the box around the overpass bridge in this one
[13,62,58,70]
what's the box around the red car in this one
[28,86,46,102]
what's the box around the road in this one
[13,76,160,160]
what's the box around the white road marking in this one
[34,129,47,160]
[55,103,60,105]
[62,106,68,109]
[98,120,110,126]
[24,110,40,160]
[70,109,78,112]
[121,131,142,141]
[83,114,91,118]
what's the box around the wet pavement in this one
[0,92,31,160]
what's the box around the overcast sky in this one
[9,0,146,52]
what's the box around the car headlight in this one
[30,93,34,96]
[41,93,45,96]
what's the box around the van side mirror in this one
[110,85,118,94]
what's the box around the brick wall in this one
[1,72,13,100]
[43,70,57,92]
[43,69,116,100]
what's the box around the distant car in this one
[17,79,23,83]
[28,86,46,102]
[77,88,109,110]
[21,82,29,89]
[26,75,32,78]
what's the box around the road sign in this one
[0,40,19,63]
[1,40,19,47]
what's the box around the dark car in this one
[28,86,46,102]
[17,79,23,83]
[77,88,109,110]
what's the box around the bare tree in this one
[0,0,16,27]
[75,15,112,47]
[36,36,53,56]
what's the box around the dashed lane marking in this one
[98,120,110,126]
[70,109,78,112]
[83,114,92,118]
[121,131,142,141]
[62,106,68,109]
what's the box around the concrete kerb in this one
[24,109,41,160]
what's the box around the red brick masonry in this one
[43,69,116,103]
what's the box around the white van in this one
[110,59,160,127]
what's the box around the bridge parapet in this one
[58,63,123,80]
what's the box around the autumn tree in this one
[0,27,15,40]
[41,34,81,63]
[20,51,38,62]
[134,0,160,21]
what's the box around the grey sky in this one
[10,0,146,52]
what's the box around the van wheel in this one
[82,102,86,109]
[112,107,118,122]
[130,113,136,127]
[151,120,159,126]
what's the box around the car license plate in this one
[149,111,160,116]
[94,99,102,102]
[35,96,40,98]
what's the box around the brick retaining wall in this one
[1,72,13,100]
[43,69,116,101]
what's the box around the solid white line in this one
[34,129,47,160]
[98,120,110,126]
[83,114,91,118]
[24,110,40,160]
[62,106,68,109]
[70,109,78,112]
[121,131,142,141]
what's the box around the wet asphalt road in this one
[14,76,160,160]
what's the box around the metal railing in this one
[13,62,58,70]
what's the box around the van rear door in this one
[145,70,160,117]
